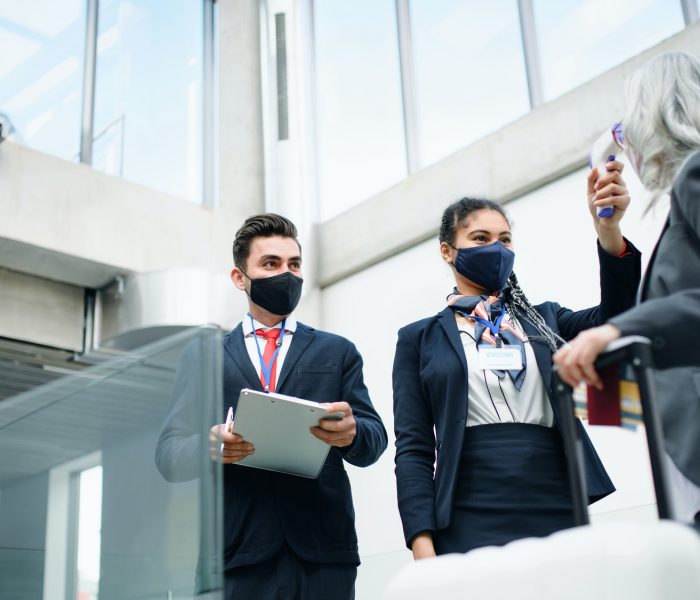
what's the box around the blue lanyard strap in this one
[249,313,286,393]
[458,308,505,346]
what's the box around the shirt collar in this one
[242,312,297,336]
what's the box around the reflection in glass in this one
[0,327,223,600]
[534,0,685,101]
[315,0,406,220]
[411,0,530,167]
[94,0,204,202]
[0,0,86,160]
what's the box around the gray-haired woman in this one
[555,51,700,526]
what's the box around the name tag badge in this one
[477,345,523,371]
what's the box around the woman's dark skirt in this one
[435,422,576,555]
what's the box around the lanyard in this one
[459,308,505,347]
[249,314,286,392]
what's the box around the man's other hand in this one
[310,402,357,448]
[209,423,254,464]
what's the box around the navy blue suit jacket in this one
[393,241,641,547]
[156,321,387,570]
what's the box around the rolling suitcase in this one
[552,335,672,524]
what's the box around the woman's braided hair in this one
[440,197,564,353]
[503,272,563,352]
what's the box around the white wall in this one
[321,161,670,598]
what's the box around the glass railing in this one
[0,326,223,600]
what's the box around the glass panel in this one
[0,326,223,600]
[411,0,530,166]
[534,0,685,101]
[0,0,86,160]
[315,0,406,221]
[93,0,204,203]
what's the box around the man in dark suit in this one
[156,214,387,599]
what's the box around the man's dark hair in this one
[232,213,300,270]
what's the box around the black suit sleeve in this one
[339,341,388,468]
[155,342,207,482]
[554,238,641,340]
[392,326,437,547]
[609,156,700,368]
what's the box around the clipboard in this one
[231,388,344,478]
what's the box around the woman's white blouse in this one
[456,315,554,428]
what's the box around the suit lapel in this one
[223,324,264,391]
[520,318,553,393]
[276,323,315,392]
[638,216,669,303]
[437,307,468,380]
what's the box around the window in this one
[533,0,685,101]
[410,0,530,167]
[0,0,86,161]
[44,452,103,600]
[0,1,213,204]
[315,0,406,220]
[75,465,102,600]
[93,0,205,202]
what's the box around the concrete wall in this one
[0,267,84,351]
[0,142,225,288]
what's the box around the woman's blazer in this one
[610,150,700,486]
[393,241,641,548]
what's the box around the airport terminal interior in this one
[1,1,700,598]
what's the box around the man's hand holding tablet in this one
[310,401,357,448]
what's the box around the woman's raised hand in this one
[588,160,630,256]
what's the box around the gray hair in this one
[624,52,700,192]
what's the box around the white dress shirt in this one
[456,314,554,428]
[241,312,297,386]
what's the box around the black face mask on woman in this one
[450,241,515,293]
[243,271,303,316]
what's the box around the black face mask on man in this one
[450,241,515,293]
[242,270,303,316]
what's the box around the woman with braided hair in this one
[393,173,641,558]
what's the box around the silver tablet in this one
[230,388,344,478]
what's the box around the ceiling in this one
[0,337,87,402]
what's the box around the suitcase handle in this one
[553,336,672,526]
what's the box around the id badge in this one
[477,345,523,371]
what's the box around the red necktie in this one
[255,328,282,392]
